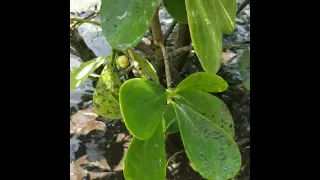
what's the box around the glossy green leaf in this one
[100,0,160,51]
[70,56,108,92]
[131,51,159,84]
[162,103,179,134]
[215,0,236,34]
[238,49,250,91]
[185,0,236,74]
[120,78,166,140]
[93,61,122,119]
[176,90,235,137]
[124,124,166,180]
[163,0,188,24]
[176,72,228,93]
[174,101,241,180]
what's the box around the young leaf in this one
[120,78,166,140]
[162,103,179,134]
[93,61,122,119]
[174,101,241,180]
[176,72,228,93]
[70,56,108,92]
[176,90,235,137]
[131,51,159,84]
[100,0,160,51]
[163,0,188,24]
[185,0,236,74]
[238,49,250,91]
[124,124,166,180]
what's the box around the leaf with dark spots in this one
[100,0,160,51]
[124,124,166,180]
[176,90,235,137]
[173,101,241,180]
[93,61,122,120]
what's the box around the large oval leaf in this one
[70,56,108,92]
[176,72,228,93]
[163,0,188,24]
[162,103,179,134]
[124,124,166,180]
[93,61,122,119]
[131,51,159,84]
[120,78,166,140]
[100,0,160,51]
[176,90,235,137]
[185,0,236,74]
[174,101,241,180]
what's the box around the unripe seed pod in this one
[116,55,130,69]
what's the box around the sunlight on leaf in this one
[120,78,166,140]
[93,61,122,119]
[176,72,228,93]
[100,0,160,51]
[70,56,108,92]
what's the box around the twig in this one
[236,0,250,16]
[88,74,101,78]
[164,20,177,45]
[159,43,172,88]
[168,45,193,58]
[70,18,101,26]
[127,49,148,79]
[236,138,250,146]
[70,12,99,36]
[166,151,185,167]
[150,5,166,86]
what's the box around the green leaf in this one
[100,0,160,51]
[185,0,236,74]
[174,101,241,180]
[131,51,159,84]
[238,49,250,91]
[163,0,188,24]
[120,78,166,140]
[162,103,179,134]
[93,61,122,119]
[215,0,236,34]
[238,49,250,73]
[176,72,228,93]
[70,56,108,92]
[124,124,166,180]
[176,90,235,137]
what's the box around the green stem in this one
[70,18,101,26]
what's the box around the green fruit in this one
[116,55,130,68]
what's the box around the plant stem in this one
[150,5,166,87]
[159,43,172,88]
[168,45,193,58]
[164,20,177,45]
[166,151,185,167]
[70,18,101,26]
[128,49,148,79]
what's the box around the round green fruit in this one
[116,55,130,69]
